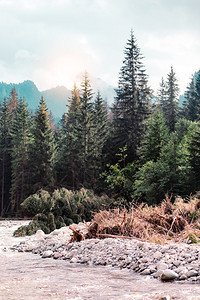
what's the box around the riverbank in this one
[1,220,200,299]
[12,221,200,283]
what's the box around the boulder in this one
[160,269,178,281]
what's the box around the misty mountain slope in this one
[0,77,116,118]
[0,80,40,112]
[42,86,71,116]
[0,80,70,118]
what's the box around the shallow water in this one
[0,221,200,300]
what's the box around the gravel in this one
[11,222,200,282]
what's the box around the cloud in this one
[144,32,200,92]
[0,0,199,94]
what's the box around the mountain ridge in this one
[0,78,116,118]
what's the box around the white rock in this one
[141,269,151,275]
[186,270,198,278]
[160,269,178,281]
[42,250,53,258]
[153,251,162,259]
[34,230,45,240]
[157,262,168,271]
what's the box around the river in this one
[0,220,200,299]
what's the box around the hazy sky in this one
[0,0,199,94]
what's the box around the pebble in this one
[11,223,200,283]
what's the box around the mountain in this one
[0,80,70,118]
[0,77,116,119]
[75,74,116,106]
[0,80,40,112]
[42,86,71,117]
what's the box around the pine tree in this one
[187,122,200,190]
[8,87,19,113]
[10,98,30,214]
[196,70,200,103]
[0,99,12,216]
[138,110,169,163]
[27,97,55,193]
[55,83,82,190]
[164,67,179,131]
[78,72,95,186]
[182,76,196,120]
[157,77,167,110]
[112,30,151,162]
[92,91,110,185]
[183,71,200,121]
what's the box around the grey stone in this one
[186,270,198,278]
[42,250,53,258]
[157,262,168,271]
[160,269,178,281]
[179,274,188,280]
[70,257,78,263]
[152,270,163,278]
[53,252,63,259]
[141,269,151,275]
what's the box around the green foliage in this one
[134,132,191,203]
[27,97,56,194]
[13,220,49,236]
[159,66,179,132]
[0,98,12,216]
[20,189,52,217]
[182,70,200,121]
[14,188,111,236]
[112,30,151,163]
[10,98,31,214]
[103,146,136,203]
[133,160,169,204]
[187,122,200,190]
[138,111,169,163]
[186,234,200,244]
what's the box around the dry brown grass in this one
[87,194,200,244]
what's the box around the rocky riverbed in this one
[13,222,200,283]
[1,220,200,299]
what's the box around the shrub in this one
[14,188,111,236]
[20,190,53,217]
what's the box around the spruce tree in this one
[112,30,151,162]
[183,71,200,121]
[157,77,167,110]
[187,122,200,190]
[78,72,95,186]
[164,67,179,131]
[55,83,82,190]
[92,91,109,185]
[27,97,55,193]
[8,87,19,113]
[10,98,30,214]
[138,111,169,163]
[0,99,12,216]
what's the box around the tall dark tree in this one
[157,77,167,110]
[8,87,19,113]
[27,97,55,193]
[187,122,200,191]
[183,71,200,121]
[112,30,151,162]
[92,91,110,185]
[55,83,82,190]
[10,98,30,214]
[163,67,179,131]
[78,72,95,186]
[138,110,169,163]
[0,99,12,216]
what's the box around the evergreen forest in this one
[1,31,200,219]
